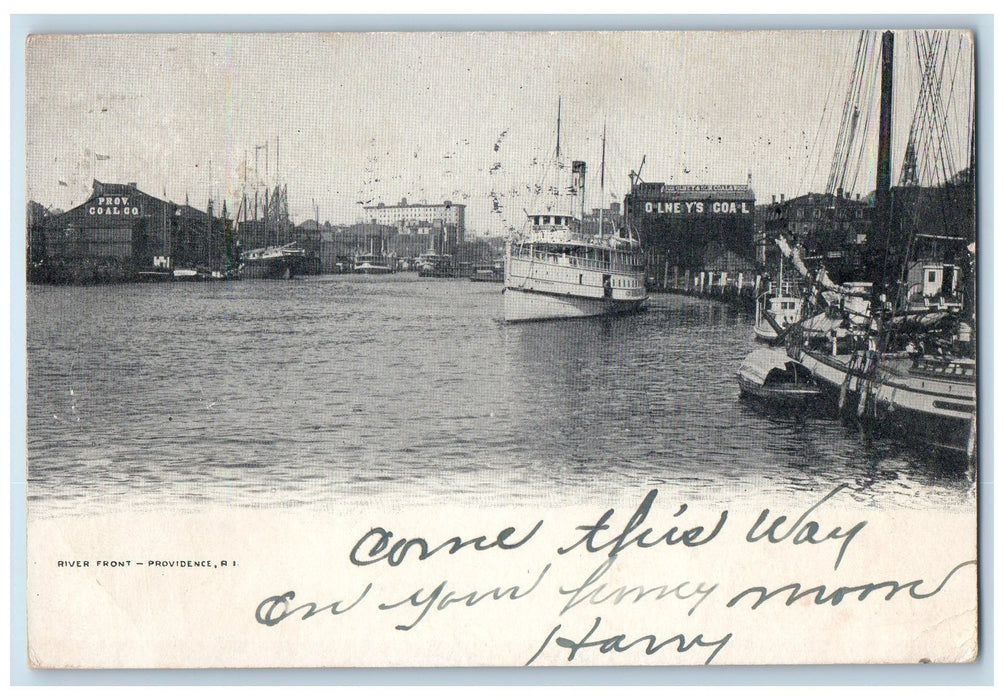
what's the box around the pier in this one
[648,267,758,312]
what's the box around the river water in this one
[26,274,974,518]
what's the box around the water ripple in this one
[26,277,974,517]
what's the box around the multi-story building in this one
[624,181,756,288]
[760,189,871,283]
[363,199,465,257]
[29,180,227,280]
[581,203,623,237]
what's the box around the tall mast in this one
[555,97,561,159]
[264,141,271,244]
[599,122,606,236]
[208,158,213,269]
[872,30,894,307]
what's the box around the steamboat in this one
[504,109,646,322]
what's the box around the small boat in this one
[353,253,394,274]
[754,253,803,344]
[737,347,824,406]
[470,264,504,283]
[416,253,454,277]
[754,290,803,344]
[136,269,173,283]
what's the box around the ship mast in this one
[871,30,894,313]
[555,97,561,159]
[599,122,606,237]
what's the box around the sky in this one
[24,30,975,235]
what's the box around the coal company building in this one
[28,180,228,283]
[624,182,757,289]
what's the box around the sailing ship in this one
[785,30,976,462]
[504,108,647,322]
[234,138,305,280]
[240,242,306,280]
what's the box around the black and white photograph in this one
[21,27,980,669]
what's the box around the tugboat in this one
[470,262,504,283]
[353,252,394,274]
[416,252,454,277]
[354,236,394,274]
[754,253,803,344]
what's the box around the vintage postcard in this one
[23,29,978,668]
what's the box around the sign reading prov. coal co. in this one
[87,196,141,216]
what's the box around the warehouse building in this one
[624,181,757,289]
[29,180,227,283]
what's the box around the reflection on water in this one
[26,276,974,517]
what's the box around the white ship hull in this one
[504,287,645,322]
[504,249,647,322]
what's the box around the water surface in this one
[26,275,974,517]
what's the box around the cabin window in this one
[928,271,937,283]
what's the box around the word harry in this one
[88,196,140,216]
[527,616,732,666]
